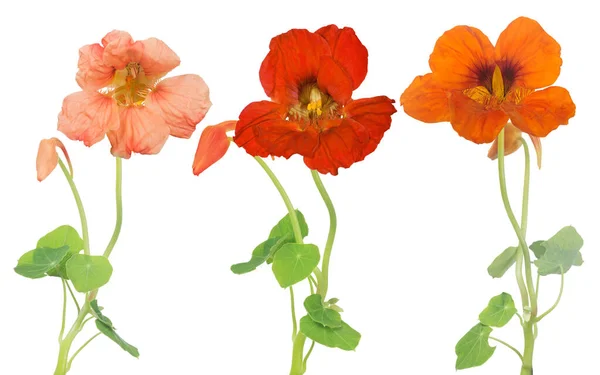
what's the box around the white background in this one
[0,0,598,374]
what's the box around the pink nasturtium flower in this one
[36,138,72,182]
[58,30,212,158]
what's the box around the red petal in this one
[192,121,236,175]
[259,29,330,105]
[233,101,286,158]
[317,56,354,104]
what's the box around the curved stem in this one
[67,332,101,371]
[308,275,316,295]
[103,157,123,258]
[254,157,303,244]
[289,333,307,375]
[58,159,90,255]
[65,281,80,313]
[489,336,524,362]
[302,340,316,370]
[514,139,532,308]
[535,267,564,322]
[497,131,537,317]
[53,303,90,375]
[59,279,67,342]
[290,286,298,341]
[310,170,337,298]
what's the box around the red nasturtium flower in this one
[193,25,397,176]
[58,30,211,158]
[36,138,72,182]
[400,17,575,166]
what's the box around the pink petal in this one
[145,74,212,139]
[101,30,143,70]
[36,138,71,182]
[58,91,120,147]
[107,106,170,158]
[193,121,237,175]
[76,44,115,91]
[138,38,180,78]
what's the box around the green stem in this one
[254,157,303,244]
[514,140,532,309]
[489,336,523,361]
[59,279,67,342]
[308,275,316,295]
[103,157,123,258]
[310,170,337,299]
[53,304,90,375]
[67,333,101,371]
[65,281,80,313]
[290,286,298,341]
[289,333,307,375]
[58,159,90,255]
[302,340,316,370]
[535,267,564,322]
[521,322,535,375]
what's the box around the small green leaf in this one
[300,315,360,351]
[478,293,517,327]
[455,323,495,370]
[37,225,84,278]
[269,210,309,239]
[231,234,292,274]
[272,243,320,288]
[67,254,113,292]
[487,246,517,278]
[90,300,113,327]
[529,241,546,259]
[96,320,139,358]
[533,226,584,276]
[304,294,342,328]
[14,246,70,279]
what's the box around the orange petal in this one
[36,138,71,182]
[138,38,180,78]
[504,86,575,137]
[450,93,509,144]
[400,73,451,123]
[495,17,562,89]
[107,106,170,158]
[316,25,368,91]
[145,74,212,139]
[529,135,542,169]
[233,101,285,158]
[317,56,354,105]
[101,30,142,70]
[76,43,115,91]
[429,25,495,90]
[58,91,120,147]
[487,122,523,160]
[259,28,330,105]
[192,121,237,175]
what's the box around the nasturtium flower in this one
[400,17,575,159]
[58,30,211,158]
[36,138,72,182]
[231,24,397,175]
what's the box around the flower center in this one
[289,83,338,124]
[108,62,153,107]
[463,66,507,107]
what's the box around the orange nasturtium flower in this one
[36,138,72,182]
[192,25,397,176]
[400,17,575,167]
[58,30,211,158]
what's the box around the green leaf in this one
[455,323,495,370]
[14,246,70,279]
[533,226,584,276]
[269,210,309,239]
[529,241,546,259]
[487,246,517,278]
[90,300,113,327]
[37,225,84,278]
[478,293,517,328]
[299,315,360,351]
[272,243,320,288]
[95,320,139,358]
[230,235,291,274]
[66,254,113,292]
[304,294,342,328]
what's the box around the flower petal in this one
[75,43,115,91]
[304,96,396,175]
[138,38,181,78]
[36,139,59,182]
[316,25,368,91]
[504,86,575,137]
[259,28,331,105]
[107,107,170,158]
[316,56,354,104]
[145,74,212,139]
[400,73,451,123]
[529,135,542,169]
[429,25,495,90]
[449,93,509,143]
[192,121,237,175]
[495,17,562,89]
[101,30,142,70]
[58,91,120,147]
[487,122,523,161]
[233,101,285,158]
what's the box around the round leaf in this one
[304,294,342,328]
[300,315,360,351]
[455,323,495,370]
[272,243,320,288]
[478,292,517,327]
[14,246,70,279]
[67,254,113,292]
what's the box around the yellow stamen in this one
[492,65,505,100]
